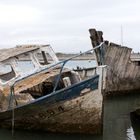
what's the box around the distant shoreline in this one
[56,53,95,60]
[57,52,140,61]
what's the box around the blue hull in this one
[0,75,99,129]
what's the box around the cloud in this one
[0,0,140,52]
[0,5,42,26]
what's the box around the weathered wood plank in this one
[89,28,140,95]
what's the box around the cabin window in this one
[15,53,35,73]
[0,64,16,82]
[16,61,35,73]
[36,51,54,66]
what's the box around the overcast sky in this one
[0,0,140,53]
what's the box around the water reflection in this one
[0,129,102,140]
[131,112,140,140]
[126,127,136,140]
[103,93,140,140]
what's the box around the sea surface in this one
[0,60,140,140]
[16,60,97,72]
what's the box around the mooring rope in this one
[12,87,15,136]
[9,85,16,136]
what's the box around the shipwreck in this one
[0,28,139,135]
[89,29,140,95]
[0,44,105,134]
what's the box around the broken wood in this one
[89,28,140,95]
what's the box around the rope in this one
[9,86,15,136]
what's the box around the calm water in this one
[65,60,96,69]
[103,93,140,140]
[16,60,97,73]
[0,60,140,140]
[0,129,102,140]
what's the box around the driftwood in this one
[89,28,140,95]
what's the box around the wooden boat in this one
[0,44,106,134]
[89,28,140,95]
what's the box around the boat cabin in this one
[0,45,81,111]
[0,45,59,85]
